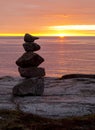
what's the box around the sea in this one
[0,36,95,78]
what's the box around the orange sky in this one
[0,0,95,36]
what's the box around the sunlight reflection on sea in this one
[0,36,95,77]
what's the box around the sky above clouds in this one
[0,0,95,36]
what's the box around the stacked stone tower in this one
[13,33,45,96]
[16,33,45,78]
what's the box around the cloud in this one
[49,25,95,30]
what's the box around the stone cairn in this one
[13,33,45,96]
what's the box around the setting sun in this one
[57,34,65,38]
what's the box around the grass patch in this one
[0,109,95,130]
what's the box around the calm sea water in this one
[0,36,95,77]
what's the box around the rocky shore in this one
[0,74,95,119]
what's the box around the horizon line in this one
[0,33,95,37]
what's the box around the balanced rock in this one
[23,42,40,52]
[13,33,45,97]
[24,33,39,42]
[13,77,44,96]
[16,52,44,68]
[18,67,45,78]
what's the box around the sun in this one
[58,34,65,38]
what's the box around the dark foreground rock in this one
[13,77,44,96]
[60,74,95,80]
[0,110,95,130]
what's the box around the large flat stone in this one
[0,75,95,118]
[18,67,45,78]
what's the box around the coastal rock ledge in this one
[0,74,95,118]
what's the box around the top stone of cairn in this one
[24,33,39,42]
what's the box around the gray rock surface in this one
[13,77,44,96]
[0,75,95,118]
[23,42,40,52]
[18,67,45,78]
[16,52,44,68]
